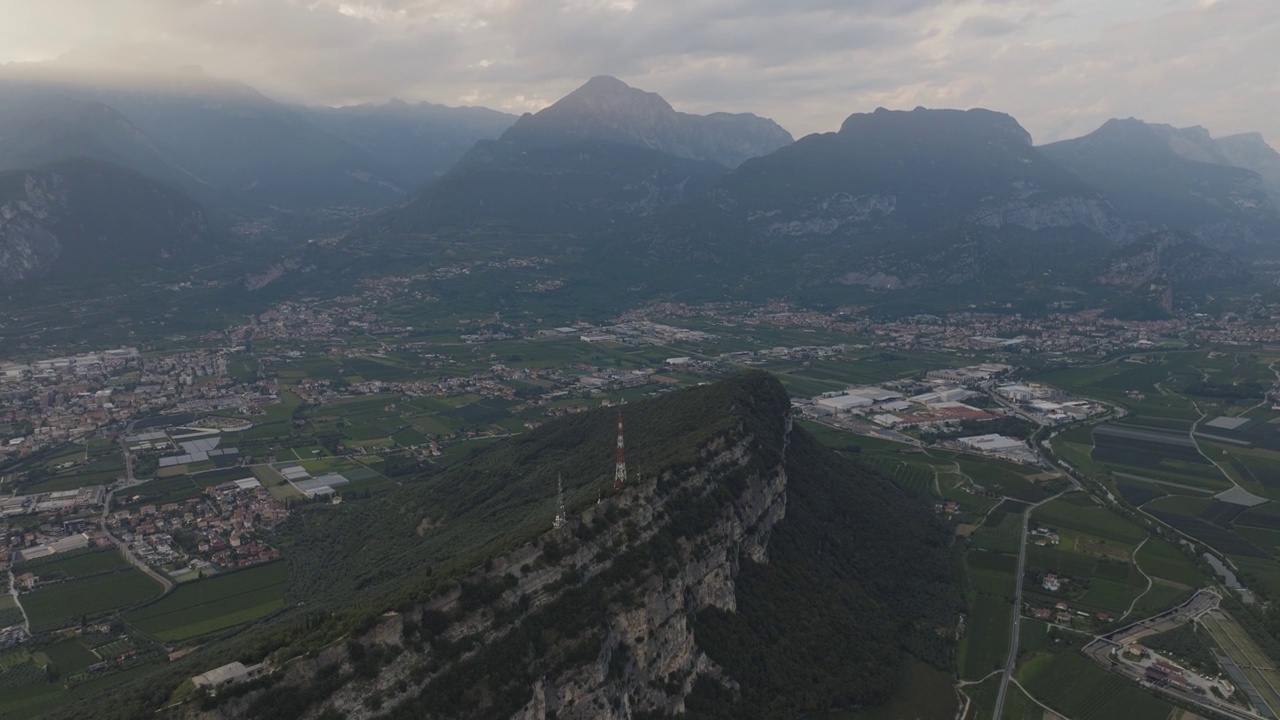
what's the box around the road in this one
[6,568,30,634]
[102,428,174,595]
[1076,590,1271,720]
[990,486,1071,720]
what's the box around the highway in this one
[990,487,1070,720]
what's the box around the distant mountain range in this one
[0,64,1278,312]
[0,63,517,211]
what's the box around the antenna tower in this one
[613,410,627,491]
[553,475,567,530]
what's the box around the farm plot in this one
[1033,496,1147,545]
[1091,424,1228,488]
[23,569,163,632]
[1020,649,1172,720]
[969,507,1023,554]
[955,456,1050,503]
[1115,478,1167,507]
[966,550,1018,600]
[861,456,935,497]
[958,593,1012,680]
[1201,610,1280,716]
[15,548,126,580]
[126,562,285,641]
[1130,580,1193,618]
[1143,499,1269,559]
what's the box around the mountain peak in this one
[496,76,791,167]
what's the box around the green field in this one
[1134,537,1203,586]
[1033,496,1147,545]
[125,562,286,641]
[39,638,98,675]
[958,593,1012,680]
[23,570,163,632]
[16,548,126,580]
[1020,649,1171,720]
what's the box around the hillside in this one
[1038,118,1280,252]
[375,139,727,234]
[293,100,517,192]
[1216,132,1280,201]
[0,158,211,286]
[64,372,959,720]
[623,107,1127,300]
[1098,231,1252,315]
[372,76,789,235]
[0,65,404,210]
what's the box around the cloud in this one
[0,0,1275,147]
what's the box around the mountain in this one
[1038,118,1280,253]
[375,139,728,234]
[1215,132,1280,201]
[373,76,790,235]
[0,158,211,285]
[500,75,793,168]
[1141,124,1280,201]
[0,91,206,197]
[295,100,516,192]
[74,373,959,720]
[0,64,404,210]
[1098,231,1252,315]
[627,107,1128,297]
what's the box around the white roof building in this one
[817,394,874,412]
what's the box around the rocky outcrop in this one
[194,412,793,720]
[0,158,208,285]
[0,172,65,284]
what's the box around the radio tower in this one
[553,475,566,530]
[613,410,627,491]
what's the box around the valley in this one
[0,53,1280,720]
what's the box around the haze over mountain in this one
[0,63,518,212]
[1039,118,1280,253]
[376,76,789,234]
[0,65,1278,314]
[0,158,210,286]
[294,100,516,192]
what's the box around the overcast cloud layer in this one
[1,0,1276,144]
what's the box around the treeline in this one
[1185,380,1267,400]
[923,416,1036,442]
[1140,624,1220,674]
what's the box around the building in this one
[816,394,873,413]
[191,661,267,693]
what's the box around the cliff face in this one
[0,158,209,286]
[199,398,794,720]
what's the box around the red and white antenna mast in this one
[613,410,627,491]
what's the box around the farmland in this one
[13,547,126,579]
[125,562,287,641]
[22,569,163,632]
[958,593,1012,680]
[1019,649,1172,720]
[1200,610,1280,717]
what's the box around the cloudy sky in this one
[1,0,1276,143]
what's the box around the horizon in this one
[0,0,1276,143]
[1,59,1276,151]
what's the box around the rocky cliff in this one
[0,158,209,286]
[161,373,957,720]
